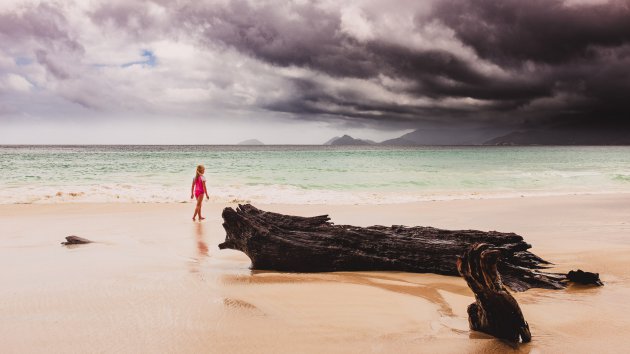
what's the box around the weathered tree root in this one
[457,243,531,343]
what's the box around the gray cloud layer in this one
[1,0,629,134]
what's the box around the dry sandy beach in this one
[1,194,630,353]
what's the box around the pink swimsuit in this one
[194,175,205,198]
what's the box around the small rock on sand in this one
[61,235,93,245]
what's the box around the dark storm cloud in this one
[264,77,478,129]
[4,0,629,132]
[89,1,168,39]
[179,2,496,88]
[367,42,551,103]
[0,3,83,51]
[432,0,630,128]
[434,0,630,65]
[176,1,376,78]
[0,3,83,83]
[166,0,630,129]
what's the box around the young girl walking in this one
[191,165,209,221]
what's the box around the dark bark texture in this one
[219,204,574,291]
[457,243,532,343]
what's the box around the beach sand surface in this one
[1,194,629,353]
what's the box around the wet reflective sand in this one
[1,195,629,353]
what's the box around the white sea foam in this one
[1,182,628,205]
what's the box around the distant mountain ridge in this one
[325,127,630,146]
[323,136,341,145]
[328,135,376,146]
[382,129,506,146]
[484,128,630,145]
[325,129,506,146]
[238,139,264,145]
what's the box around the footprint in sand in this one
[223,298,265,316]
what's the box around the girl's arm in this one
[191,179,195,199]
[203,180,209,199]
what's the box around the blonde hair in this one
[195,165,205,180]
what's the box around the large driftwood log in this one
[219,204,571,291]
[457,243,531,343]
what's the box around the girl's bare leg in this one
[193,195,200,220]
[196,195,205,220]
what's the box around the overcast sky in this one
[1,0,629,144]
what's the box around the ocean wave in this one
[613,174,630,182]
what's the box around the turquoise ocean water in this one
[1,145,629,204]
